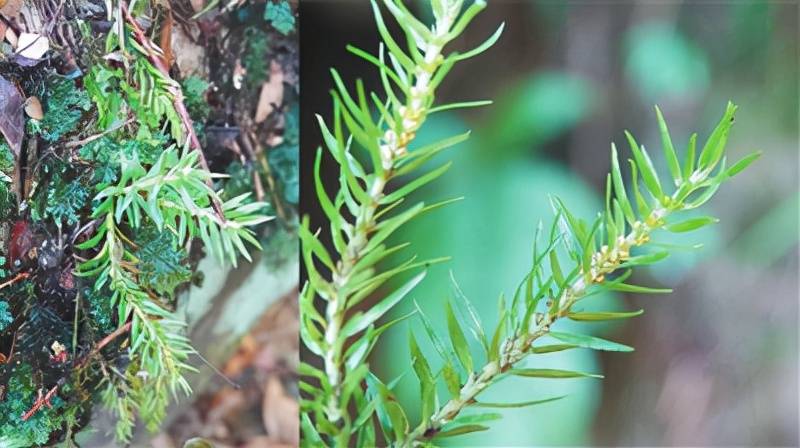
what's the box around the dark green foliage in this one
[79,134,167,185]
[270,100,299,204]
[0,365,72,446]
[134,227,192,297]
[223,161,256,200]
[0,300,11,331]
[34,77,92,142]
[83,65,126,130]
[0,142,13,220]
[28,161,89,227]
[85,61,182,140]
[182,76,211,122]
[264,1,295,35]
[243,28,269,87]
[83,286,116,334]
[0,142,12,172]
[17,306,73,365]
[44,178,89,227]
[269,144,298,204]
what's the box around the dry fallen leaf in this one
[24,96,43,120]
[160,11,174,68]
[5,28,17,47]
[16,33,49,59]
[261,376,298,445]
[0,75,25,156]
[254,61,284,123]
[233,59,245,90]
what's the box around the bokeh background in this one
[301,1,799,446]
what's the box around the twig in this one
[74,321,133,370]
[0,272,30,290]
[120,2,225,220]
[64,118,134,148]
[21,381,62,421]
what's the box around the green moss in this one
[134,227,192,297]
[0,364,72,446]
[264,1,295,35]
[0,300,11,331]
[33,77,92,142]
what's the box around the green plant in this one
[0,0,279,444]
[299,1,759,446]
[265,0,296,35]
[75,145,269,438]
[0,301,11,331]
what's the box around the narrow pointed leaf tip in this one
[548,331,634,352]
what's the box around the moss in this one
[0,300,11,331]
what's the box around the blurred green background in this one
[301,1,799,445]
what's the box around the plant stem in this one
[404,197,686,446]
[120,2,225,220]
[322,9,456,432]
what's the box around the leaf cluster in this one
[71,140,270,438]
[30,76,92,142]
[85,56,182,140]
[134,227,192,297]
[264,1,296,35]
[0,300,11,331]
[370,104,757,445]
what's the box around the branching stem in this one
[404,196,688,445]
[322,8,455,431]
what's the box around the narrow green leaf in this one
[313,148,339,223]
[341,271,426,337]
[611,143,636,224]
[549,331,634,352]
[414,300,452,363]
[510,368,603,379]
[474,395,566,408]
[442,362,462,397]
[450,413,502,425]
[432,424,489,439]
[654,105,682,186]
[446,301,473,373]
[684,132,697,179]
[607,282,672,294]
[629,159,652,219]
[725,151,761,178]
[549,250,564,287]
[619,251,669,268]
[698,102,737,171]
[625,130,664,204]
[488,309,507,362]
[450,272,488,352]
[370,0,413,70]
[346,45,407,93]
[409,331,436,423]
[429,100,492,114]
[530,344,578,354]
[665,216,719,233]
[452,22,505,62]
[568,309,644,321]
[380,162,452,204]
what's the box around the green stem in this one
[321,7,456,437]
[404,189,694,445]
